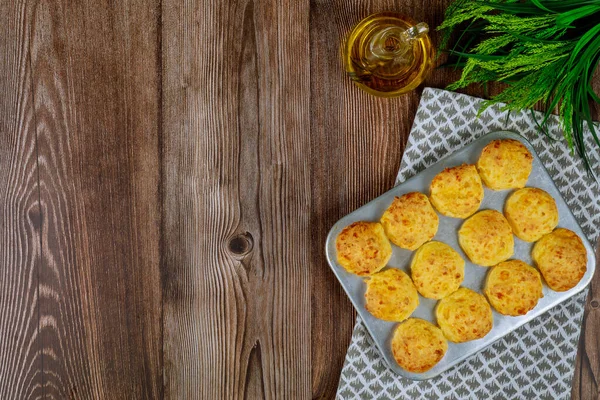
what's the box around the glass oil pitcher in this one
[343,12,434,97]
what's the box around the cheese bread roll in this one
[391,318,448,373]
[533,228,587,292]
[429,164,484,218]
[485,259,543,316]
[505,187,558,242]
[411,241,464,299]
[458,210,514,267]
[336,221,392,276]
[477,139,533,190]
[365,268,419,321]
[381,192,439,250]
[436,288,493,343]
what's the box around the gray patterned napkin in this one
[337,87,600,399]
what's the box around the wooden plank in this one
[29,0,162,397]
[308,1,461,396]
[0,0,43,398]
[572,243,600,400]
[572,74,600,400]
[162,0,312,397]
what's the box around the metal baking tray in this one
[325,130,596,380]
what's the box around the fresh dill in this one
[439,0,600,172]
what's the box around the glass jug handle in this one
[367,22,429,63]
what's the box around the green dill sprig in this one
[439,0,600,174]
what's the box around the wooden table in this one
[1,0,598,398]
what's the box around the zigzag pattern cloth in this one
[336,87,600,400]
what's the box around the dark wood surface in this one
[31,0,163,397]
[573,243,600,400]
[0,0,598,398]
[1,0,163,398]
[161,0,313,398]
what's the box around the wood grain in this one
[29,0,162,398]
[0,0,42,398]
[571,69,600,400]
[162,0,311,398]
[308,1,461,396]
[0,0,598,398]
[573,243,600,400]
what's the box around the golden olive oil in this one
[343,12,434,97]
